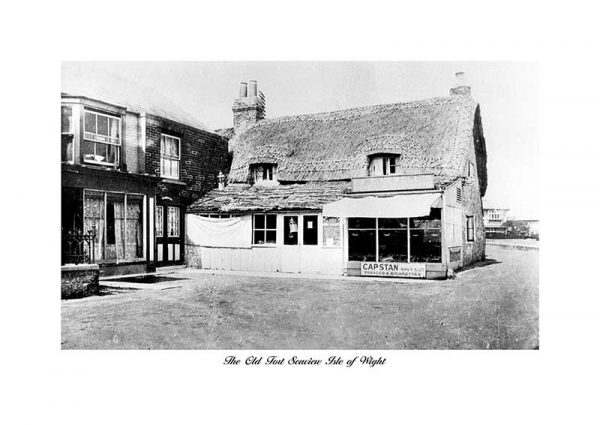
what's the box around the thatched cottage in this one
[187,74,488,279]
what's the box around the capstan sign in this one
[360,262,426,278]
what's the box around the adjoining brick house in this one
[187,73,488,279]
[61,69,228,276]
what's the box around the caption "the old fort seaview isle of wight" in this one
[224,355,386,368]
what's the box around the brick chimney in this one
[450,71,471,96]
[233,80,265,135]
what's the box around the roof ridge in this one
[251,95,472,127]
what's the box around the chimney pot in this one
[239,82,248,98]
[248,80,257,97]
[450,71,471,96]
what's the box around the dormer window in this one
[369,155,400,176]
[250,163,277,184]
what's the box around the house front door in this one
[281,215,301,273]
[155,204,184,266]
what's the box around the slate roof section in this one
[188,181,352,213]
[62,64,215,134]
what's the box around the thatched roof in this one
[228,95,487,192]
[189,181,351,213]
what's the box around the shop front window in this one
[409,209,442,263]
[83,191,144,262]
[347,210,442,263]
[378,218,408,262]
[348,218,376,261]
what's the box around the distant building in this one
[187,73,489,279]
[482,200,510,238]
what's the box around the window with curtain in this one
[83,191,144,262]
[155,206,164,237]
[82,110,120,166]
[161,134,180,179]
[126,196,143,259]
[167,206,180,237]
[61,105,74,162]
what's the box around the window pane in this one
[125,197,143,259]
[284,216,299,245]
[168,207,180,237]
[106,144,118,164]
[84,192,105,261]
[348,229,376,261]
[254,230,265,244]
[410,229,441,263]
[85,112,96,134]
[61,134,73,162]
[155,206,163,237]
[97,114,109,136]
[105,195,125,260]
[266,214,277,229]
[61,106,73,133]
[254,214,265,229]
[378,229,408,262]
[303,215,318,245]
[109,117,120,139]
[322,217,341,246]
[379,218,407,229]
[266,230,277,244]
[348,217,376,229]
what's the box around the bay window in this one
[161,134,180,179]
[61,106,74,162]
[83,110,121,166]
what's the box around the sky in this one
[62,61,539,218]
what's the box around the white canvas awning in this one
[322,193,442,218]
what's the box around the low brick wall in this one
[61,264,100,299]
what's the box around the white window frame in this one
[83,110,121,167]
[466,215,475,242]
[160,134,181,179]
[252,213,277,244]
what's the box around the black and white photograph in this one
[4,1,600,424]
[60,61,539,350]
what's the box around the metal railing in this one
[64,225,97,265]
